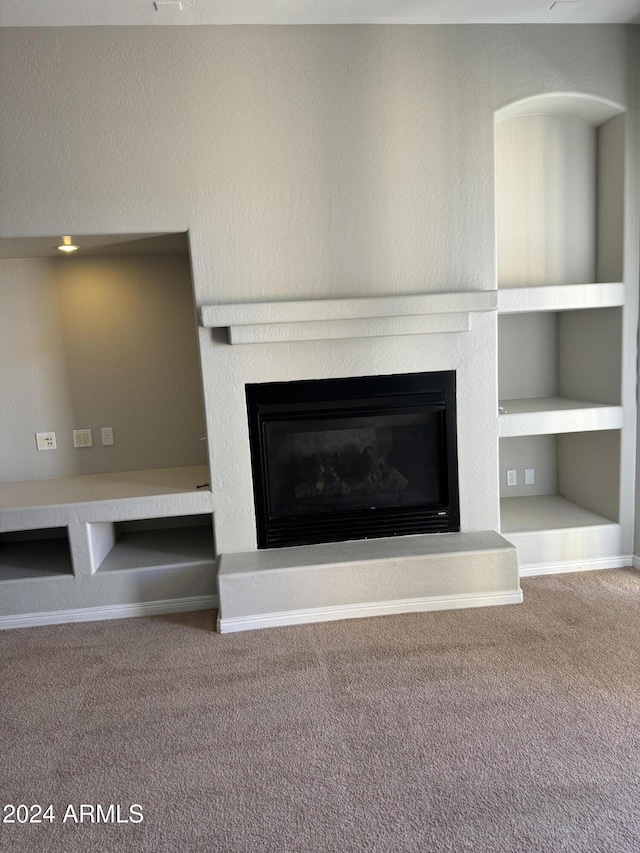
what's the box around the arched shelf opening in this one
[494,92,625,291]
[495,92,624,127]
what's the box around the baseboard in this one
[0,594,218,631]
[632,555,640,572]
[217,589,523,634]
[519,556,632,578]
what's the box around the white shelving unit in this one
[0,466,216,627]
[494,94,633,575]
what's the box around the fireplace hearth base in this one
[216,531,520,633]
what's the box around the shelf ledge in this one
[0,466,213,533]
[501,495,617,534]
[201,291,497,344]
[497,282,624,314]
[498,398,624,437]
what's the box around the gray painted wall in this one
[498,313,559,400]
[0,25,633,304]
[0,253,207,482]
[0,24,637,558]
[499,435,558,498]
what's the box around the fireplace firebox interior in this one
[246,371,460,549]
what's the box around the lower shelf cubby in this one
[0,528,74,582]
[500,430,620,520]
[500,496,622,575]
[499,430,623,573]
[91,515,214,574]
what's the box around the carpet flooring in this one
[1,568,639,852]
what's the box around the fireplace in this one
[246,371,460,549]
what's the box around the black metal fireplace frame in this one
[246,371,460,549]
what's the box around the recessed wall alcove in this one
[0,232,216,624]
[494,92,634,575]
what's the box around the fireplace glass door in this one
[246,372,460,549]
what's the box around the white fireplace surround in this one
[201,290,521,631]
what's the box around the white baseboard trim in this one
[217,589,523,634]
[0,594,218,631]
[519,556,632,578]
[632,556,640,572]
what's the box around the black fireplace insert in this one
[246,371,460,549]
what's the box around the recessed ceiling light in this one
[57,235,79,253]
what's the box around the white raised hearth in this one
[202,290,521,631]
[217,532,519,633]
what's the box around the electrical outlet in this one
[506,469,517,487]
[101,427,114,446]
[525,468,535,485]
[73,429,93,448]
[35,431,57,451]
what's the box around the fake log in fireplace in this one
[246,371,460,549]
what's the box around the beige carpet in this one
[1,568,639,852]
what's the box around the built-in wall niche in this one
[89,514,214,574]
[0,528,74,581]
[0,232,207,485]
[498,308,622,409]
[495,95,624,288]
[500,430,620,533]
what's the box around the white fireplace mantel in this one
[201,290,498,344]
[200,285,517,631]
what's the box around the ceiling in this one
[1,0,639,28]
[0,233,189,260]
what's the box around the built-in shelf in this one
[96,520,214,574]
[501,494,616,534]
[498,310,622,411]
[0,466,213,533]
[497,282,624,314]
[0,529,74,582]
[494,97,630,576]
[500,495,624,575]
[498,398,624,437]
[0,468,215,588]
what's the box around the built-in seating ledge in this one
[200,291,498,344]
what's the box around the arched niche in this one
[494,93,625,288]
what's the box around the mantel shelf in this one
[201,291,498,344]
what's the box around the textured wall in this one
[0,24,636,556]
[0,254,207,482]
[0,25,631,304]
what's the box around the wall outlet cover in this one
[35,431,57,451]
[101,427,115,446]
[506,469,517,487]
[525,468,535,485]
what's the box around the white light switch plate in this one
[73,429,93,448]
[506,469,517,487]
